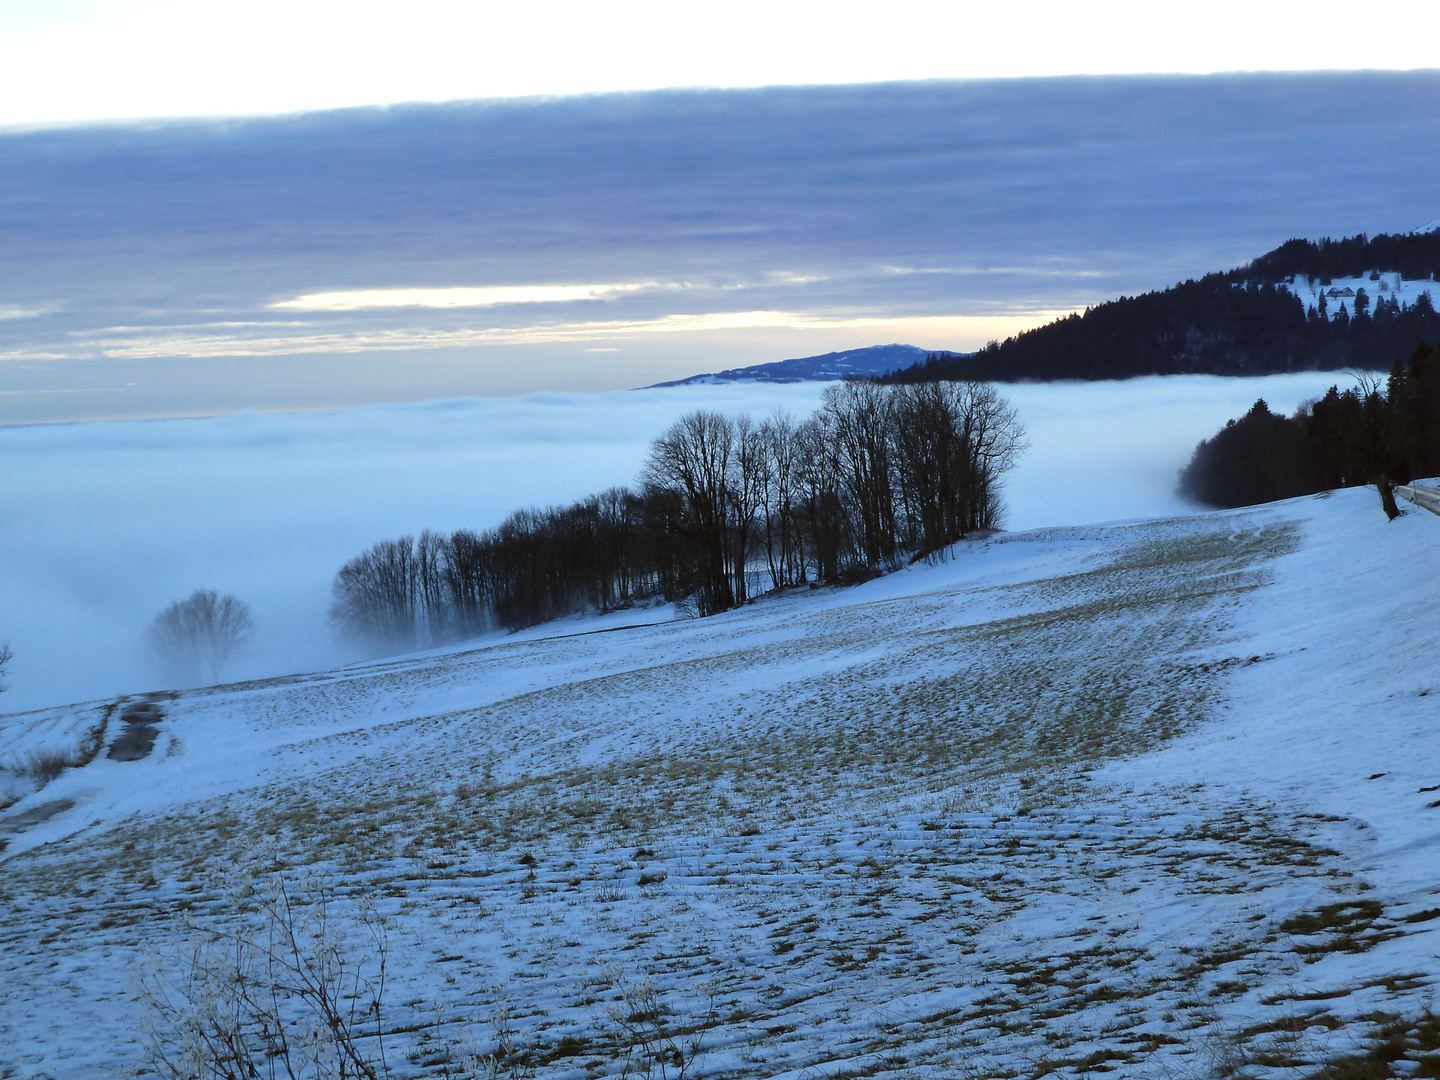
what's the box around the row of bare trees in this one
[330,381,1024,654]
[329,495,688,653]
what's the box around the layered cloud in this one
[1,73,1438,418]
[271,283,653,310]
[55,311,1066,361]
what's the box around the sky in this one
[3,70,1440,421]
[2,1,1439,126]
[0,4,1438,420]
[0,373,1351,713]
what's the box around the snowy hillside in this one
[2,487,1439,1078]
[1281,272,1437,318]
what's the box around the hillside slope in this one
[887,231,1440,383]
[646,343,949,386]
[2,489,1438,1079]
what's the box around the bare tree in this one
[326,382,1025,632]
[794,411,849,584]
[891,381,968,555]
[0,641,11,695]
[890,380,1027,553]
[823,381,898,572]
[958,380,1027,532]
[330,539,418,654]
[441,529,492,638]
[414,530,448,646]
[643,411,737,615]
[149,590,253,685]
[728,415,767,604]
[758,409,803,591]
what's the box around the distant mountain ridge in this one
[647,344,962,387]
[882,230,1440,385]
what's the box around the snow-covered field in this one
[3,484,1438,1079]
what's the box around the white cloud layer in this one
[0,373,1351,714]
[271,284,653,311]
[1,75,1437,418]
[76,312,1068,361]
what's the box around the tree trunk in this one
[1378,476,1401,521]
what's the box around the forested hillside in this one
[1178,342,1440,510]
[886,231,1440,383]
[1246,231,1440,283]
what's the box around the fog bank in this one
[0,374,1349,712]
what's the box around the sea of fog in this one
[0,373,1351,713]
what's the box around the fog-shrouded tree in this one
[414,529,447,644]
[441,528,491,639]
[330,538,419,655]
[0,641,12,695]
[149,589,253,685]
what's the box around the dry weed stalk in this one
[137,865,389,1080]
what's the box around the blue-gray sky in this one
[3,72,1440,421]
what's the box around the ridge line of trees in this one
[331,381,1025,655]
[1243,232,1440,285]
